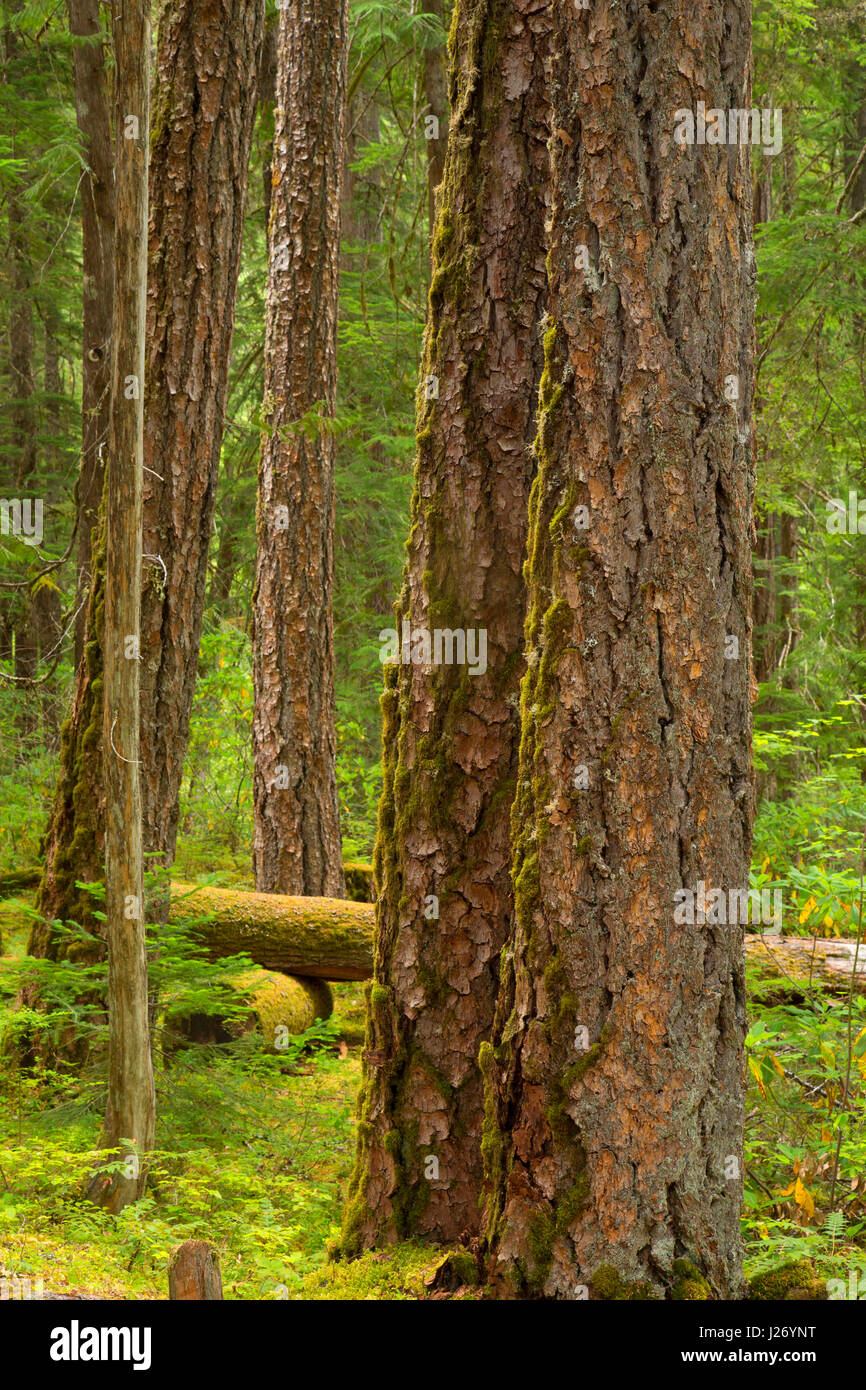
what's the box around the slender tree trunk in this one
[777,510,799,689]
[422,0,448,236]
[68,0,114,670]
[140,0,266,885]
[482,0,756,1300]
[340,0,552,1255]
[252,0,348,897]
[5,36,38,737]
[38,314,64,744]
[87,0,154,1213]
[341,96,381,254]
[845,62,866,678]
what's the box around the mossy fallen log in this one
[0,867,42,897]
[169,882,374,981]
[746,932,866,1001]
[163,966,333,1052]
[748,1260,827,1300]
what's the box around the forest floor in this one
[1,877,865,1300]
[0,890,454,1300]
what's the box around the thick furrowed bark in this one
[341,0,552,1254]
[140,0,266,884]
[482,0,756,1300]
[252,0,347,899]
[31,0,265,966]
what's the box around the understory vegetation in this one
[1,0,866,1299]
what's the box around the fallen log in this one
[0,867,42,897]
[21,867,864,1001]
[169,882,374,981]
[746,932,866,999]
[163,967,334,1052]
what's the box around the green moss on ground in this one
[295,1242,468,1300]
[748,1260,828,1301]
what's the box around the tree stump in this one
[168,1240,223,1300]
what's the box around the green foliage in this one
[1,0,866,1305]
[752,755,866,936]
[743,978,866,1287]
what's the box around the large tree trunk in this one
[340,0,552,1256]
[252,0,348,897]
[87,0,154,1213]
[68,0,114,671]
[31,0,265,960]
[480,0,756,1301]
[140,0,266,886]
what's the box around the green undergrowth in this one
[293,1242,449,1300]
[0,955,366,1299]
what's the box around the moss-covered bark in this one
[482,0,756,1299]
[341,0,552,1254]
[68,0,114,668]
[30,508,107,958]
[28,0,266,968]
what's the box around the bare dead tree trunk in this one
[482,0,756,1300]
[252,0,348,897]
[87,0,154,1213]
[340,0,552,1255]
